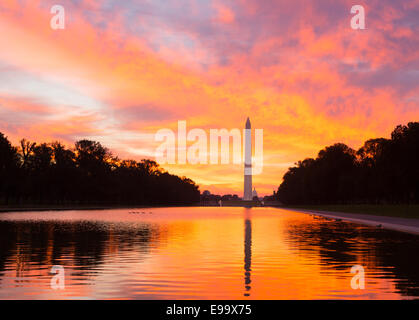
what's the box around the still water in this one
[0,207,418,299]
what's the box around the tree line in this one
[277,122,419,205]
[0,133,200,206]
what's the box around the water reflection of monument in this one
[244,210,252,296]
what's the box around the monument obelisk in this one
[243,117,252,201]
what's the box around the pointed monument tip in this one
[245,117,251,129]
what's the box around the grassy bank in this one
[287,204,419,219]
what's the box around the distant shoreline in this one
[284,204,419,219]
[284,206,419,235]
[0,200,280,213]
[0,204,200,213]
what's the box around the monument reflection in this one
[244,209,252,297]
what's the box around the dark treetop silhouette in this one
[277,122,419,205]
[0,135,200,206]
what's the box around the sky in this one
[0,0,418,196]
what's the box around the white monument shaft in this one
[244,117,253,200]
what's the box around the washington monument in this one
[243,117,252,200]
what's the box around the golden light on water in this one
[0,207,416,299]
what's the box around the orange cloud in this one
[213,3,235,24]
[0,0,417,196]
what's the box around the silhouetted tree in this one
[0,134,200,206]
[277,122,419,205]
[19,138,36,169]
[0,133,19,205]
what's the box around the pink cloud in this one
[0,0,417,195]
[213,3,235,24]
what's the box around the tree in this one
[0,133,19,204]
[0,134,201,207]
[19,138,36,169]
[277,123,419,205]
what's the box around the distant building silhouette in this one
[252,188,258,199]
